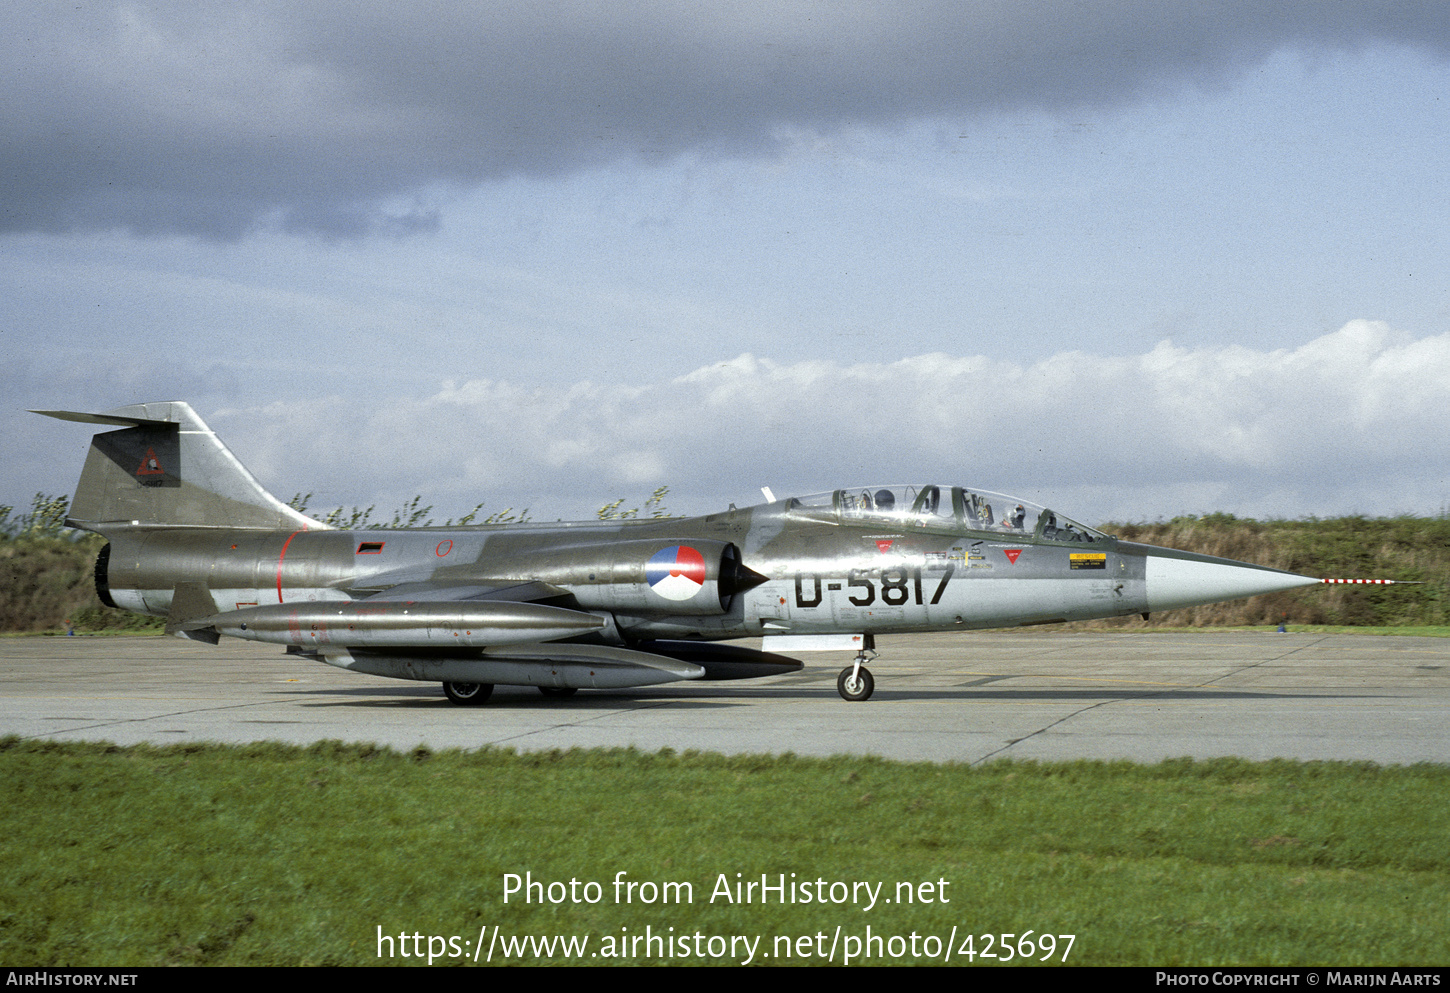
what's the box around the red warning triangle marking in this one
[875,540,894,554]
[136,447,166,476]
[1003,548,1023,564]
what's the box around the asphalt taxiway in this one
[2,631,1447,764]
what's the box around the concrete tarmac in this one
[2,630,1447,764]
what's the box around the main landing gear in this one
[442,682,579,704]
[443,681,493,705]
[837,642,878,702]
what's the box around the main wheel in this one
[837,665,875,702]
[538,686,577,697]
[443,681,493,705]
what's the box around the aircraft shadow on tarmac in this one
[287,682,1388,710]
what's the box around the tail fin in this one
[32,401,326,533]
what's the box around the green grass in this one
[0,533,163,635]
[1,739,1447,966]
[1102,514,1450,628]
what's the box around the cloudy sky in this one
[5,2,1450,526]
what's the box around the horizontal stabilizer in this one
[31,409,175,428]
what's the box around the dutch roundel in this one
[646,545,708,601]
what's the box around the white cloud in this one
[208,321,1450,524]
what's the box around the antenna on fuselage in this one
[760,487,776,503]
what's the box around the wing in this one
[356,580,573,604]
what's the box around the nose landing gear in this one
[837,642,878,701]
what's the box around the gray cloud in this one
[5,2,1449,238]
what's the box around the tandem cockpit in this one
[782,484,1106,544]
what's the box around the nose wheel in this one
[837,647,877,701]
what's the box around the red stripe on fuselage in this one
[277,531,303,603]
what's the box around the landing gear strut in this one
[837,641,877,702]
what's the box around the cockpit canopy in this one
[784,484,1105,544]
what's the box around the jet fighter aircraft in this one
[36,402,1322,702]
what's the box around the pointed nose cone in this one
[1144,550,1320,613]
